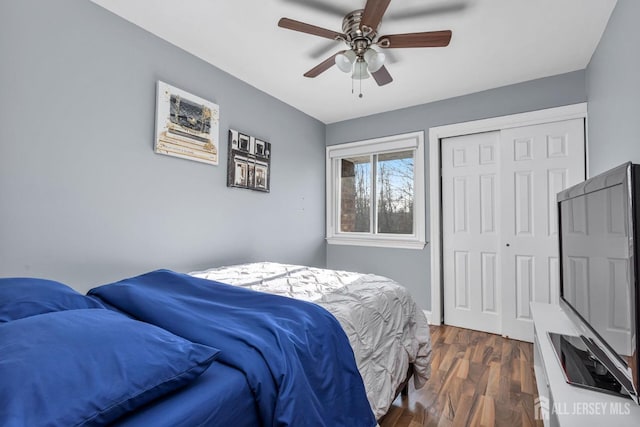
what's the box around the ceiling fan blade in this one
[278,18,344,41]
[377,30,452,48]
[304,51,344,78]
[371,66,393,86]
[360,0,392,32]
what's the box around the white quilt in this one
[190,262,432,419]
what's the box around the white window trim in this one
[326,131,426,250]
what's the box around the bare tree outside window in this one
[339,151,414,235]
[377,151,414,234]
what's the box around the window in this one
[326,131,426,249]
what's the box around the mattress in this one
[190,262,432,419]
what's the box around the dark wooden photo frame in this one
[227,129,271,192]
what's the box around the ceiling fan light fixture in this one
[351,59,370,80]
[363,48,385,73]
[335,50,357,73]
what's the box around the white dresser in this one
[531,302,640,426]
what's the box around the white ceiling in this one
[90,0,617,124]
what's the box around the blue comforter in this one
[89,270,376,427]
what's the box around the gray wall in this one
[586,0,640,175]
[0,0,326,293]
[326,71,587,310]
[3,0,633,309]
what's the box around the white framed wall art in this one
[154,81,220,165]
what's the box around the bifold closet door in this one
[500,119,585,342]
[442,131,502,335]
[442,119,585,341]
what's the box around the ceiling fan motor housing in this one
[342,9,377,55]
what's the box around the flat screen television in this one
[557,162,640,403]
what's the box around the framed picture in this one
[238,133,250,152]
[254,162,268,190]
[154,81,220,165]
[227,129,271,192]
[233,158,248,186]
[247,159,256,188]
[255,139,266,157]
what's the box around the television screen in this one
[558,162,640,403]
[559,181,633,364]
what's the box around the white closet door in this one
[441,118,585,341]
[442,131,502,335]
[500,119,585,342]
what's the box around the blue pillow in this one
[0,277,104,322]
[0,309,220,426]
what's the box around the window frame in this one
[326,131,426,250]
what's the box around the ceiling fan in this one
[278,0,452,87]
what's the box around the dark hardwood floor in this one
[379,325,543,427]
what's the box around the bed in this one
[0,264,431,426]
[189,262,432,419]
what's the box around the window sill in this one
[326,236,427,250]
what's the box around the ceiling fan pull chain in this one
[359,78,363,98]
